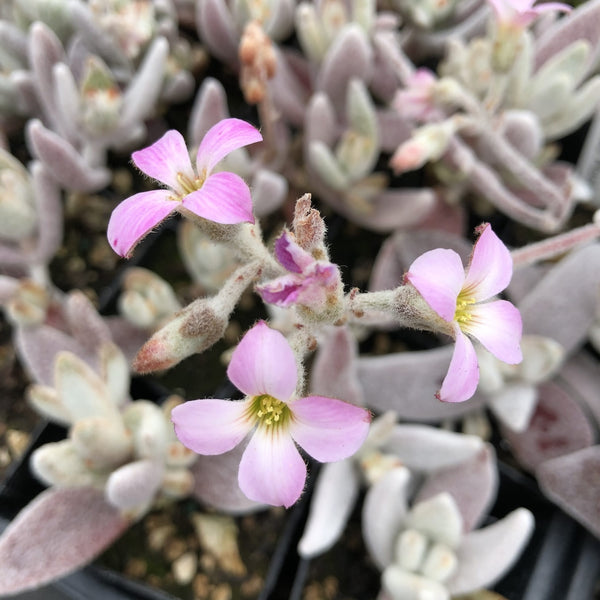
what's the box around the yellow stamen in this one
[454,290,476,328]
[247,394,291,429]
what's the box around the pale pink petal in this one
[438,328,479,403]
[487,0,514,21]
[463,224,513,301]
[465,300,523,364]
[238,428,306,507]
[289,396,371,462]
[182,171,254,224]
[107,190,176,258]
[196,118,263,174]
[521,2,571,22]
[275,231,314,273]
[171,399,253,454]
[407,249,465,322]
[256,274,303,306]
[132,129,194,190]
[227,321,297,400]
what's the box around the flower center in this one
[454,290,476,328]
[175,169,208,197]
[247,394,291,429]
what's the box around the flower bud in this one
[390,120,456,174]
[133,262,261,373]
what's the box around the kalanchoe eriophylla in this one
[486,0,571,27]
[171,321,371,507]
[107,118,262,257]
[256,230,343,320]
[406,224,523,403]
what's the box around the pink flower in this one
[256,230,342,312]
[406,224,523,403]
[392,68,440,123]
[107,118,262,257]
[171,321,371,507]
[487,0,571,27]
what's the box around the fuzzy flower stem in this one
[348,287,444,332]
[511,218,600,268]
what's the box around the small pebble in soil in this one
[240,574,263,597]
[147,524,176,551]
[172,551,198,585]
[164,536,188,562]
[210,583,232,600]
[124,557,148,578]
[6,429,30,458]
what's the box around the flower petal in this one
[289,396,371,462]
[407,248,465,321]
[182,171,254,224]
[238,428,306,507]
[438,329,479,403]
[227,321,297,399]
[171,399,252,455]
[256,274,303,307]
[132,129,194,190]
[196,118,263,174]
[275,231,314,273]
[107,190,176,258]
[465,300,523,364]
[463,224,513,301]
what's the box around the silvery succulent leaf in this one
[501,381,594,472]
[414,445,498,533]
[196,0,239,64]
[316,24,373,112]
[534,0,600,76]
[297,458,361,558]
[15,323,88,386]
[99,342,130,407]
[71,416,133,470]
[105,458,165,516]
[310,325,363,405]
[382,566,449,600]
[26,119,111,192]
[26,383,70,424]
[558,351,600,428]
[0,487,128,596]
[188,77,230,148]
[65,291,113,355]
[537,446,600,539]
[54,351,121,422]
[191,444,265,514]
[446,509,535,595]
[362,467,411,570]
[30,440,104,488]
[404,493,463,549]
[383,425,484,473]
[357,345,486,421]
[519,244,600,355]
[122,400,169,460]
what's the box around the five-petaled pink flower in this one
[487,0,571,27]
[107,118,262,258]
[256,230,342,312]
[171,321,371,507]
[406,223,523,403]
